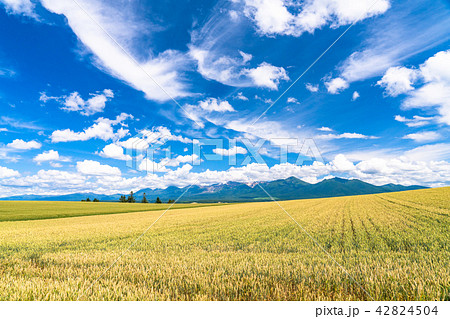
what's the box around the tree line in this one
[81,198,99,202]
[119,191,175,204]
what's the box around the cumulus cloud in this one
[138,158,170,173]
[377,66,419,96]
[242,0,390,37]
[197,98,235,113]
[40,89,114,116]
[245,62,289,90]
[33,150,70,163]
[76,160,121,176]
[403,131,441,143]
[234,92,249,101]
[50,113,132,143]
[0,165,20,178]
[305,83,319,92]
[401,51,450,125]
[351,91,360,101]
[7,139,41,150]
[287,97,300,104]
[3,151,450,196]
[379,50,450,126]
[324,77,348,94]
[163,154,199,167]
[98,143,132,161]
[190,48,289,89]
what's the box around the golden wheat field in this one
[0,187,449,301]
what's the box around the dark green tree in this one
[86,198,91,202]
[127,191,136,203]
[141,193,148,203]
[93,198,99,202]
[168,199,175,203]
[119,195,127,203]
[155,197,162,204]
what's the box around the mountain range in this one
[0,177,426,202]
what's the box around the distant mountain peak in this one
[0,177,427,202]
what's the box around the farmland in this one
[0,187,448,301]
[0,201,225,222]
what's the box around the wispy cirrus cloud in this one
[0,116,44,131]
[39,0,192,102]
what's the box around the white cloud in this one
[0,116,43,131]
[403,131,441,143]
[163,154,199,167]
[40,0,191,102]
[377,66,419,96]
[317,126,333,132]
[213,146,247,156]
[40,89,114,116]
[119,137,149,151]
[51,114,131,143]
[330,154,355,171]
[183,98,236,128]
[138,159,169,173]
[243,0,390,37]
[394,115,434,128]
[351,91,360,101]
[329,3,450,89]
[245,62,289,90]
[317,132,374,140]
[305,83,319,92]
[287,97,299,104]
[198,98,235,112]
[4,150,450,196]
[33,150,70,163]
[420,49,450,83]
[324,77,348,94]
[407,55,450,122]
[403,143,450,162]
[0,165,20,178]
[7,139,41,150]
[390,50,450,126]
[76,160,121,176]
[139,127,192,144]
[120,126,192,151]
[99,143,132,161]
[234,92,249,101]
[0,0,36,18]
[190,48,289,89]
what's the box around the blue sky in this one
[0,0,449,196]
